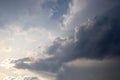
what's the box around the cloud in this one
[0,73,7,80]
[3,76,39,80]
[57,58,120,80]
[14,4,120,75]
[14,37,75,73]
[46,4,120,60]
[62,0,87,28]
[62,0,120,31]
[73,5,120,59]
[0,58,17,69]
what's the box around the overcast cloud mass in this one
[0,0,120,80]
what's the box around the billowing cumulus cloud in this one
[14,4,120,80]
[62,0,120,31]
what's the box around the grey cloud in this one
[14,57,32,63]
[57,58,120,80]
[74,5,120,59]
[15,37,75,73]
[64,0,120,30]
[46,5,120,60]
[22,76,39,80]
[22,76,38,80]
[14,4,120,79]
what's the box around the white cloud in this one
[62,0,87,29]
[0,58,17,69]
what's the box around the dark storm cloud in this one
[73,5,120,59]
[46,5,120,60]
[14,4,120,76]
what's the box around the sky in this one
[0,0,120,80]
